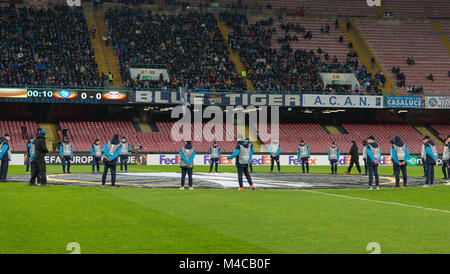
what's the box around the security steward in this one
[0,133,11,182]
[60,137,73,173]
[227,137,255,191]
[441,135,449,180]
[102,134,122,187]
[119,136,131,173]
[179,140,196,190]
[328,142,340,174]
[391,136,409,188]
[28,136,40,184]
[269,139,281,174]
[208,141,221,173]
[362,139,368,175]
[423,136,438,187]
[26,136,34,173]
[29,128,49,186]
[90,138,102,173]
[297,140,310,174]
[421,139,427,177]
[245,138,255,173]
[366,136,381,190]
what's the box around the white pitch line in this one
[302,189,450,214]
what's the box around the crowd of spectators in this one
[105,8,246,90]
[227,17,381,93]
[0,6,101,87]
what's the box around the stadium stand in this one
[431,124,450,141]
[57,120,240,152]
[0,120,38,151]
[261,0,377,17]
[104,8,246,91]
[356,20,450,94]
[382,0,450,19]
[0,6,101,87]
[227,16,380,93]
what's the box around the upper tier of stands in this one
[356,20,450,94]
[0,6,101,87]
[104,8,246,91]
[227,16,379,93]
[382,0,450,18]
[261,0,450,18]
[261,0,377,17]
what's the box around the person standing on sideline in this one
[119,137,130,173]
[269,139,281,174]
[346,140,361,174]
[328,142,340,174]
[362,140,368,175]
[366,136,381,190]
[297,140,310,174]
[208,141,221,173]
[26,136,33,173]
[102,134,122,187]
[245,138,255,173]
[389,140,396,176]
[28,136,40,184]
[60,137,73,173]
[90,138,102,173]
[421,138,427,177]
[0,133,11,182]
[442,135,450,180]
[423,136,438,187]
[227,137,255,191]
[29,128,49,186]
[179,140,196,190]
[391,136,409,188]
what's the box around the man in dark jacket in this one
[346,140,361,174]
[29,128,49,186]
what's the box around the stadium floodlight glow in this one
[303,109,313,113]
[337,109,346,112]
[398,110,408,113]
[322,110,331,114]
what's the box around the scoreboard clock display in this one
[0,88,128,104]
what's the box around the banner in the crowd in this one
[424,96,450,109]
[134,90,302,107]
[10,153,147,165]
[319,73,359,88]
[148,154,398,166]
[10,153,435,166]
[385,96,422,109]
[302,94,384,108]
[129,68,170,82]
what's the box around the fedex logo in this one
[288,156,317,166]
[160,155,180,165]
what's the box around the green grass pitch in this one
[0,165,449,254]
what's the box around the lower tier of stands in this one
[0,120,447,154]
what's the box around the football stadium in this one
[0,0,449,260]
